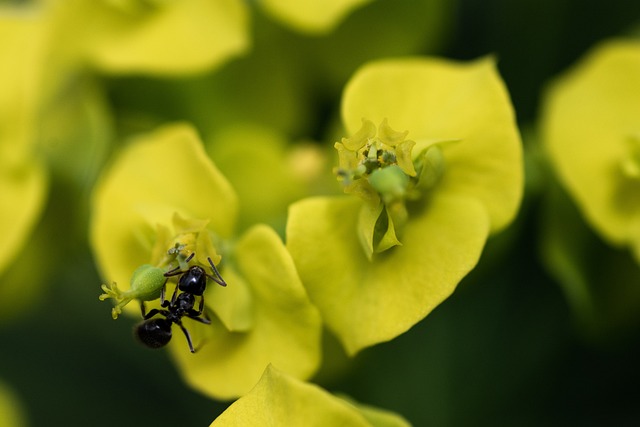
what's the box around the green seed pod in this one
[129,264,166,301]
[99,264,166,319]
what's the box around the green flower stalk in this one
[287,57,523,354]
[91,124,321,399]
[211,365,411,427]
[543,39,640,261]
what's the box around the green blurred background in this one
[1,0,640,425]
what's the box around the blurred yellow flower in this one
[46,0,250,75]
[91,123,321,399]
[0,9,48,278]
[543,39,640,260]
[206,125,325,234]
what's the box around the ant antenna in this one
[207,257,227,287]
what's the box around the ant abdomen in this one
[135,318,172,349]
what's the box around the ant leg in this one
[187,313,211,325]
[164,265,182,278]
[159,279,170,308]
[169,281,180,305]
[163,253,196,278]
[140,301,147,317]
[187,298,211,325]
[176,321,196,353]
[196,294,205,316]
[142,308,163,320]
[207,257,227,287]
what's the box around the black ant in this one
[134,253,226,353]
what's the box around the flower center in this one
[150,213,223,273]
[334,119,447,257]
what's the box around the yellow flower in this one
[287,57,523,354]
[543,39,640,261]
[90,123,321,399]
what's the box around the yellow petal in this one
[0,16,47,273]
[50,0,249,75]
[0,9,45,166]
[0,163,47,277]
[259,0,372,34]
[339,395,412,427]
[206,264,255,332]
[211,366,382,426]
[287,194,489,354]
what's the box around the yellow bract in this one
[210,365,410,427]
[47,0,249,75]
[288,194,489,354]
[259,0,372,34]
[543,39,640,260]
[0,11,48,277]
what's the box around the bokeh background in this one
[1,0,640,425]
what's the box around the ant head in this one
[135,318,172,349]
[178,265,207,295]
